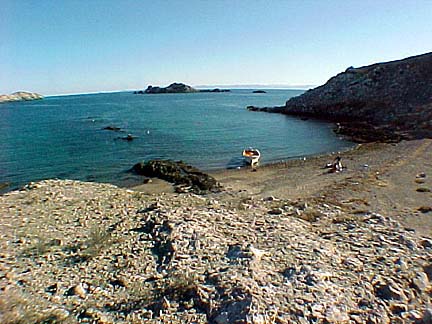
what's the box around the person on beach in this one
[325,156,343,173]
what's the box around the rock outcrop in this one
[0,91,43,103]
[199,88,231,93]
[132,160,221,193]
[144,83,199,94]
[249,52,432,142]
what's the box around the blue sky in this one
[1,0,431,95]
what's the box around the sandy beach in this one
[134,138,432,237]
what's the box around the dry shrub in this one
[81,225,113,258]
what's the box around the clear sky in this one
[1,0,431,95]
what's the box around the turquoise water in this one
[0,89,353,190]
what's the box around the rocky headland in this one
[248,52,432,142]
[0,91,43,103]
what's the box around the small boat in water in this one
[242,148,261,166]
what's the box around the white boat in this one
[242,148,261,166]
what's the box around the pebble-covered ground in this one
[1,177,432,323]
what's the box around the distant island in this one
[0,91,43,103]
[134,83,230,94]
[252,90,267,93]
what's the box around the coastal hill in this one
[249,52,432,142]
[0,91,43,103]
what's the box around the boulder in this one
[132,160,221,194]
[144,83,199,94]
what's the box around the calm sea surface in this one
[0,89,354,190]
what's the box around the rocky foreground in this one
[0,92,43,103]
[1,178,432,323]
[248,52,432,142]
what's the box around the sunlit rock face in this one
[0,91,44,103]
[280,52,432,141]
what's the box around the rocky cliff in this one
[0,91,43,103]
[250,53,432,142]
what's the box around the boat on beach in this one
[242,148,261,166]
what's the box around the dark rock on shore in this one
[132,160,221,194]
[253,90,267,93]
[133,90,144,94]
[249,52,432,142]
[144,83,199,94]
[199,88,231,93]
[0,91,43,103]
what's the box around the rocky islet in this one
[0,91,43,103]
[134,83,230,94]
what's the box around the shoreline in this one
[128,141,360,193]
[132,138,432,237]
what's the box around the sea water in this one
[0,89,354,190]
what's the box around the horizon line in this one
[44,84,315,97]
